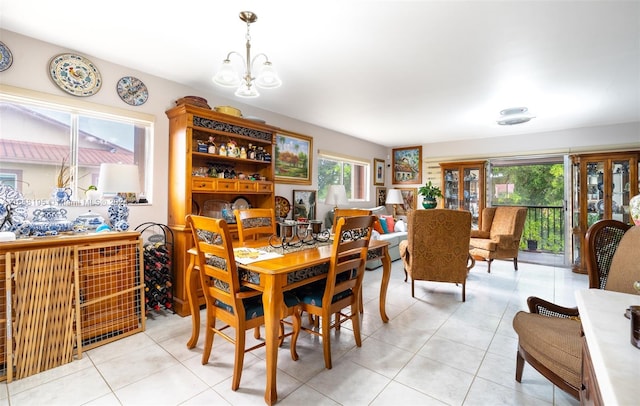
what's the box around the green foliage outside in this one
[491,164,564,253]
[317,158,352,201]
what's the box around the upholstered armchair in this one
[469,206,527,273]
[512,219,636,399]
[399,209,473,301]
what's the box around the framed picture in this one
[275,130,313,185]
[392,146,422,185]
[395,188,417,215]
[374,158,385,186]
[376,187,387,207]
[292,190,317,220]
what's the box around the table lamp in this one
[325,184,348,210]
[385,188,404,217]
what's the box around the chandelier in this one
[212,11,282,98]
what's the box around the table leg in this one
[379,245,391,323]
[186,252,200,349]
[262,274,285,405]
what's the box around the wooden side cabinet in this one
[0,231,144,382]
[581,336,603,406]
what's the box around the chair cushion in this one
[469,237,497,251]
[215,292,299,320]
[512,311,582,389]
[297,279,354,306]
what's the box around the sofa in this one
[323,206,407,270]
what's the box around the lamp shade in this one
[212,59,241,87]
[325,184,348,207]
[385,189,404,205]
[98,163,140,194]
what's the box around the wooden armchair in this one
[512,219,635,399]
[398,209,473,301]
[469,206,527,273]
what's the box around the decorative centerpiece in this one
[418,181,442,209]
[31,206,73,236]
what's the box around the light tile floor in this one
[0,258,584,406]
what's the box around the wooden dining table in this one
[184,238,392,405]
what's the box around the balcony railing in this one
[520,205,565,253]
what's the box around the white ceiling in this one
[1,1,639,147]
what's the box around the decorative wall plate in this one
[49,53,102,96]
[0,41,13,72]
[274,195,291,219]
[117,76,149,106]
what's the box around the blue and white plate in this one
[0,41,13,72]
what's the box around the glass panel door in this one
[463,167,481,228]
[443,168,459,210]
[585,160,604,227]
[611,159,630,223]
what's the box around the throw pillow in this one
[373,219,385,234]
[381,215,395,233]
[379,218,389,234]
[394,219,406,232]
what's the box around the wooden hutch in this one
[166,104,278,316]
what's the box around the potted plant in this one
[418,180,442,209]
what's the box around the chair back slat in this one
[187,214,246,320]
[234,208,277,243]
[324,215,374,305]
[585,219,631,289]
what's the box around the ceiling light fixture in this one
[212,11,282,98]
[496,107,535,125]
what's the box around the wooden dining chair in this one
[234,208,277,243]
[332,208,372,232]
[290,215,375,369]
[186,214,300,390]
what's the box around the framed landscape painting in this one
[374,158,385,186]
[392,146,422,185]
[275,130,313,185]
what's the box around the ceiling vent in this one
[497,107,535,125]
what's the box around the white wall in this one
[0,29,389,225]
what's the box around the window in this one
[0,87,154,203]
[317,151,370,203]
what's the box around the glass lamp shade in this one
[255,62,282,89]
[234,82,260,98]
[212,60,241,87]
